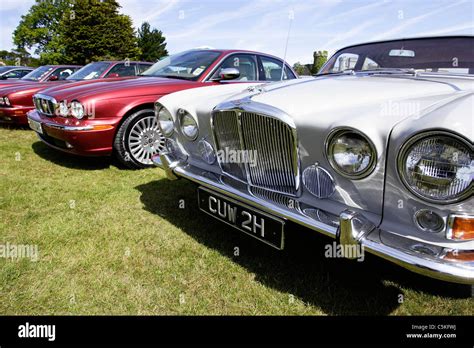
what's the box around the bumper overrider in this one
[153,153,474,285]
[27,110,119,156]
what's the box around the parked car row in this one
[1,36,472,291]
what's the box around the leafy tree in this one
[292,62,311,76]
[13,0,72,65]
[311,50,328,74]
[59,0,140,64]
[137,22,168,62]
[0,49,39,67]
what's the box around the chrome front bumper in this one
[154,153,474,285]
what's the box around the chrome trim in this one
[338,210,376,259]
[324,127,377,180]
[397,130,473,204]
[156,152,179,180]
[413,209,445,233]
[178,108,199,141]
[211,101,301,196]
[158,156,474,284]
[302,164,336,198]
[154,102,175,137]
[45,124,94,131]
[446,213,474,240]
[33,93,58,116]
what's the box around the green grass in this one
[0,127,472,315]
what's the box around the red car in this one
[0,65,82,89]
[27,49,298,168]
[0,61,152,125]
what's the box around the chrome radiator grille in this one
[33,95,57,116]
[212,110,299,196]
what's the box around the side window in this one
[105,63,137,77]
[19,70,32,77]
[330,53,359,72]
[137,64,151,74]
[362,57,379,70]
[4,70,23,78]
[52,68,74,80]
[213,54,258,81]
[259,56,295,81]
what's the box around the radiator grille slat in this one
[212,110,299,196]
[33,95,57,116]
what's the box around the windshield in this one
[21,66,53,81]
[141,50,221,81]
[320,37,474,75]
[67,62,111,80]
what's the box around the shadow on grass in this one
[32,141,114,171]
[0,123,30,130]
[136,179,473,315]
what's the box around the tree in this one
[292,62,311,76]
[59,0,140,64]
[311,51,328,74]
[137,22,168,62]
[13,0,72,65]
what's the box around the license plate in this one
[198,187,285,250]
[28,118,43,134]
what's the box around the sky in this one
[0,0,473,65]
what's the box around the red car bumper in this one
[0,106,32,125]
[27,110,121,156]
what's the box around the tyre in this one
[113,108,165,169]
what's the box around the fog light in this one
[198,139,216,165]
[447,215,474,240]
[302,164,335,198]
[414,209,444,232]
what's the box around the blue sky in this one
[1,0,473,64]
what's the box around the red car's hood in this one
[0,80,70,96]
[0,79,38,88]
[39,77,198,101]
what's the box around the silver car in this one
[153,36,473,290]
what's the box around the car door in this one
[257,55,297,81]
[209,53,259,82]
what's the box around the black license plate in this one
[198,187,284,250]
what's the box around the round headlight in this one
[70,101,84,119]
[398,131,473,203]
[156,106,174,137]
[4,97,11,106]
[58,101,69,117]
[179,110,198,140]
[326,129,376,179]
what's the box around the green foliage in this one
[59,0,140,64]
[137,22,168,62]
[292,62,311,76]
[311,50,328,74]
[13,0,141,65]
[0,49,40,67]
[13,0,72,65]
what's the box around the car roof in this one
[335,35,474,53]
[42,65,83,68]
[97,61,154,64]
[0,66,32,69]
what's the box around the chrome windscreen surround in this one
[33,94,58,116]
[211,99,300,196]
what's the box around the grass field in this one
[0,126,472,315]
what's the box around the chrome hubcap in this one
[127,114,164,165]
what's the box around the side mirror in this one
[48,75,59,81]
[213,68,240,81]
[108,73,120,78]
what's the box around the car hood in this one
[40,77,197,101]
[230,74,474,218]
[0,81,70,96]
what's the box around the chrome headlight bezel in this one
[325,128,377,179]
[70,100,84,119]
[397,130,473,204]
[179,109,199,141]
[156,104,174,137]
